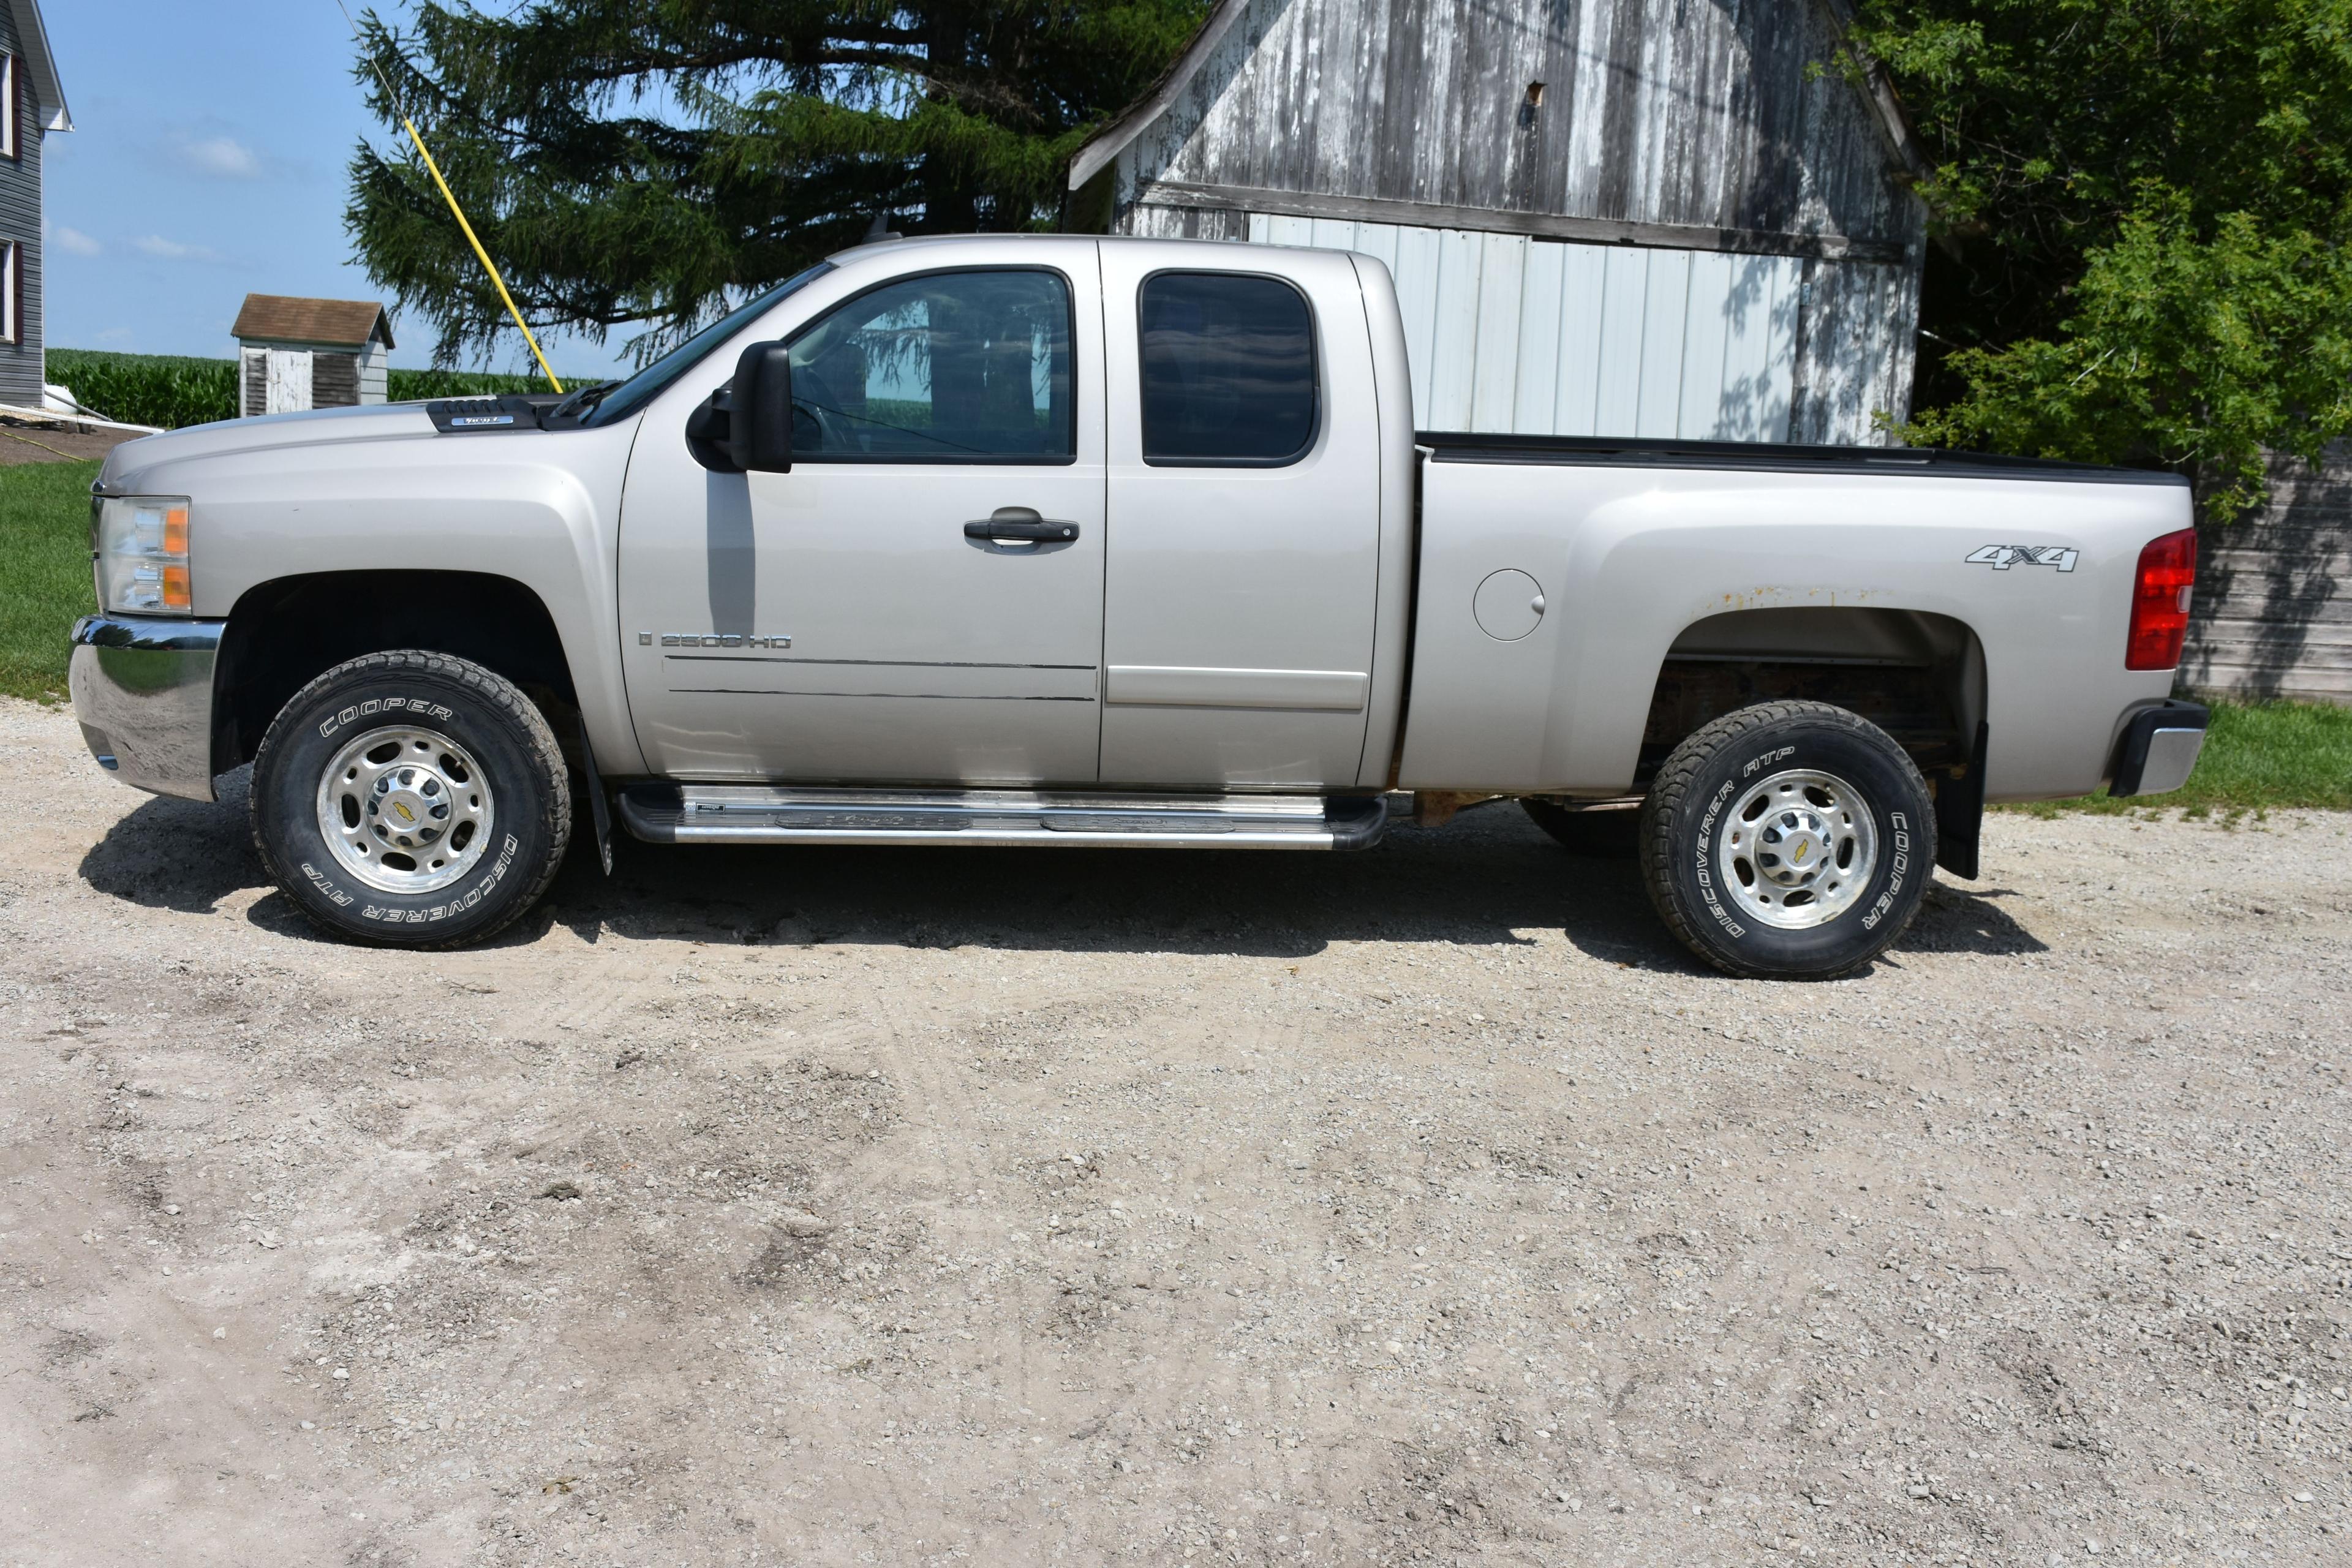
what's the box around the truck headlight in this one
[92,495,193,615]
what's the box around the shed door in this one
[1249,215,1802,442]
[263,349,313,415]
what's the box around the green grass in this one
[2005,697,2352,820]
[0,459,100,701]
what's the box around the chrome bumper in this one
[2109,698,2210,798]
[68,614,227,802]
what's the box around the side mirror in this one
[684,340,794,474]
[728,341,794,473]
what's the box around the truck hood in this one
[99,403,443,492]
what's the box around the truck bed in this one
[1417,431,2190,487]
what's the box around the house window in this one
[0,55,17,162]
[0,242,19,345]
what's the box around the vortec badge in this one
[639,632,794,649]
[1966,544,2079,573]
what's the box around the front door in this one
[617,254,1107,784]
[1095,243,1387,788]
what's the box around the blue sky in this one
[40,0,630,377]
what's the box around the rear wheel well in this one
[1635,608,1985,788]
[213,571,577,775]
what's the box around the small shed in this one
[231,295,394,417]
[1068,0,1929,446]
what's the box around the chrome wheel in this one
[1715,767,1877,930]
[314,725,496,895]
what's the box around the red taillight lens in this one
[2125,528,2197,670]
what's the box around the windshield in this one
[581,262,835,427]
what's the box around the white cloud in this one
[173,135,262,179]
[52,225,102,257]
[135,234,226,263]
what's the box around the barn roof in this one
[1068,0,1925,195]
[232,295,396,351]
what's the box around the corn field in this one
[45,350,562,430]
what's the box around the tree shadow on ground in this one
[78,785,2049,968]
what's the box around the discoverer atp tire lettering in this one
[250,651,573,948]
[1637,701,1936,980]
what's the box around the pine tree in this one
[346,1,1206,369]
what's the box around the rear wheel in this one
[250,650,571,947]
[1638,701,1933,980]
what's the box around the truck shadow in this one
[77,785,2046,968]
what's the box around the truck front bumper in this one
[68,614,226,803]
[2109,698,2209,798]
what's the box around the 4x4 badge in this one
[1966,544,2079,573]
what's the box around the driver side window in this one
[788,269,1074,463]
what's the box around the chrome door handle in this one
[963,506,1079,543]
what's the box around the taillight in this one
[2125,528,2197,670]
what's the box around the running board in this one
[618,785,1389,851]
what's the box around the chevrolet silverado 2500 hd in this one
[68,234,2208,978]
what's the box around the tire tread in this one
[1638,700,1932,981]
[249,650,571,949]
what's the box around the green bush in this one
[47,349,235,429]
[44,349,577,430]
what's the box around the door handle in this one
[963,506,1080,544]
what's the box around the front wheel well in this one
[213,571,577,776]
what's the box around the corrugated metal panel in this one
[1249,212,1802,439]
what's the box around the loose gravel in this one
[1,696,2348,1566]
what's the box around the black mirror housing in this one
[729,341,794,472]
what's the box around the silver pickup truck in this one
[69,233,2207,978]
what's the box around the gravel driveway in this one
[2,695,2347,1566]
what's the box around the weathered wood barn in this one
[1068,0,1927,445]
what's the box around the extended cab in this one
[69,235,2207,978]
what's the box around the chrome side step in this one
[618,785,1388,851]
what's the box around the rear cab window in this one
[1138,272,1319,466]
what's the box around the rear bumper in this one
[68,614,226,803]
[2109,698,2209,797]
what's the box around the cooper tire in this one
[251,650,571,948]
[1521,799,1640,859]
[1638,701,1934,981]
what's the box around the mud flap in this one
[577,715,614,876]
[1934,721,1988,881]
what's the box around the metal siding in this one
[0,1,42,406]
[1512,238,1564,434]
[1593,247,1648,436]
[1468,230,1526,430]
[1633,248,1690,438]
[1551,244,1607,437]
[1253,213,1819,442]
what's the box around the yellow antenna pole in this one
[337,0,562,391]
[401,118,562,393]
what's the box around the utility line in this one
[334,1,564,392]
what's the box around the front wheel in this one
[250,650,572,947]
[1638,701,1934,980]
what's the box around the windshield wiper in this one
[548,379,621,422]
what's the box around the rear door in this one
[617,246,1108,784]
[1095,244,1386,788]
